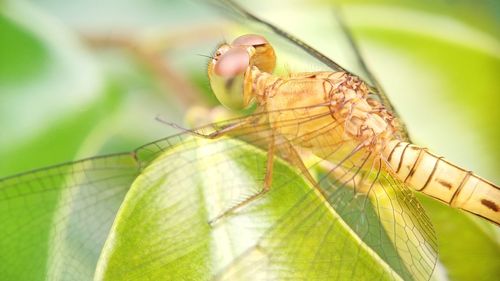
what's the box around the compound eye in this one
[231,34,275,74]
[213,47,250,78]
[232,34,268,47]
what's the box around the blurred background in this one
[0,0,498,280]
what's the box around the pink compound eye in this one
[232,34,268,47]
[213,47,250,78]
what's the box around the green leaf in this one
[417,195,500,281]
[0,12,47,83]
[0,154,139,280]
[95,137,403,280]
[0,0,105,175]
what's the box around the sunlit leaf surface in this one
[96,136,417,280]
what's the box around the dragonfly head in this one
[208,34,276,110]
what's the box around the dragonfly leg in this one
[208,132,276,225]
[204,122,248,139]
[276,137,317,186]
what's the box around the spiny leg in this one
[275,135,317,187]
[208,131,276,225]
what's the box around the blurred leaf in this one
[344,5,500,179]
[0,154,139,280]
[339,4,500,280]
[0,0,105,175]
[334,0,500,38]
[417,195,500,281]
[0,14,47,83]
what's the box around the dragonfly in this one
[0,0,498,280]
[203,30,500,223]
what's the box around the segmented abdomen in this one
[384,140,500,224]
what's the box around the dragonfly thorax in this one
[250,69,399,155]
[331,75,398,151]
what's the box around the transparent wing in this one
[210,0,347,73]
[209,0,411,141]
[0,154,139,280]
[0,106,436,280]
[330,8,411,141]
[215,166,437,280]
[96,105,437,280]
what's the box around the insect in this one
[205,32,500,225]
[0,0,497,280]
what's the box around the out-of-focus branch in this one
[80,24,223,109]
